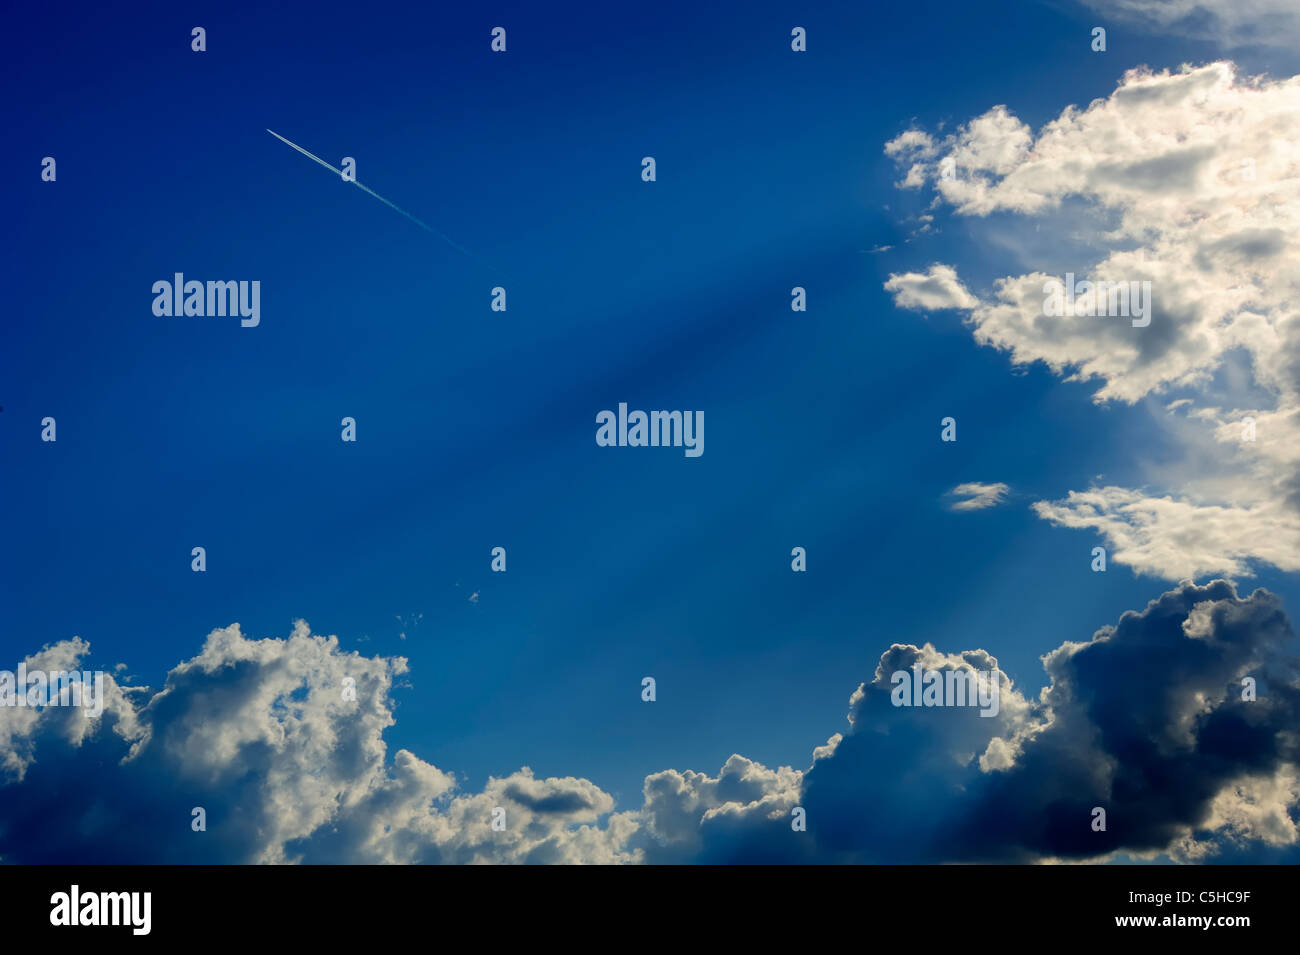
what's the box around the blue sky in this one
[3,0,1299,863]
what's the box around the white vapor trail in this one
[266,128,486,266]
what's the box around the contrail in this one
[266,128,490,268]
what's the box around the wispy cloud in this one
[948,481,1010,511]
[1079,0,1300,47]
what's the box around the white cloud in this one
[638,754,802,862]
[883,264,979,311]
[883,127,938,160]
[883,62,1300,579]
[948,482,1011,511]
[1033,486,1300,578]
[1192,770,1300,851]
[883,63,1300,405]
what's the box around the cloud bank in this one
[2,582,1296,863]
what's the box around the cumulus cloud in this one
[881,62,1300,405]
[881,62,1300,579]
[0,622,640,864]
[948,481,1011,511]
[3,586,1297,863]
[883,264,979,311]
[635,754,804,863]
[799,581,1300,862]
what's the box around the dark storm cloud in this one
[790,580,1300,863]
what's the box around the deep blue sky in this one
[4,0,1297,807]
